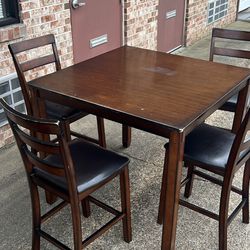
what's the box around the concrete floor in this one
[238,8,250,22]
[0,21,250,250]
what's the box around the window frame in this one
[0,0,20,27]
[207,0,229,24]
[0,73,25,127]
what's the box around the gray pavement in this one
[0,21,250,249]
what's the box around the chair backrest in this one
[8,34,61,115]
[226,107,250,176]
[0,98,77,193]
[210,28,250,62]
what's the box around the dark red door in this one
[70,0,122,63]
[157,0,185,52]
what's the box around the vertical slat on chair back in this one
[0,98,68,177]
[8,34,61,115]
[209,28,250,61]
[227,108,250,175]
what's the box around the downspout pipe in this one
[121,0,125,45]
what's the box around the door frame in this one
[175,0,187,52]
[121,0,125,46]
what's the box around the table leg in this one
[97,117,106,148]
[232,81,249,133]
[122,125,131,148]
[30,89,58,205]
[161,131,184,250]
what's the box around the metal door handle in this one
[72,0,85,9]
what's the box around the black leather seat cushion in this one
[165,123,236,174]
[183,123,235,173]
[45,100,87,120]
[34,139,129,193]
[220,94,238,112]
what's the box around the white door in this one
[239,0,250,12]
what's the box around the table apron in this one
[31,87,177,139]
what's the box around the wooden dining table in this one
[29,46,250,249]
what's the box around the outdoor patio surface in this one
[238,8,250,22]
[0,21,249,249]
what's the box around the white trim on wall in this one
[238,0,250,12]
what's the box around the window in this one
[0,0,19,27]
[208,0,228,24]
[0,74,25,126]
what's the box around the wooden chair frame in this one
[210,28,250,62]
[210,28,250,132]
[158,108,250,250]
[8,34,106,147]
[0,98,132,249]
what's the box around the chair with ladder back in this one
[8,34,106,147]
[158,108,250,249]
[0,98,132,249]
[209,28,250,132]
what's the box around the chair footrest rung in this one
[227,198,247,225]
[39,229,71,250]
[88,195,122,216]
[70,131,99,145]
[82,214,125,248]
[40,196,126,249]
[194,169,242,195]
[180,199,219,221]
[181,177,189,187]
[41,200,68,223]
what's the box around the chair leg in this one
[70,200,83,250]
[120,166,132,243]
[35,132,58,206]
[242,160,250,224]
[81,197,91,218]
[62,120,72,142]
[219,178,232,250]
[45,190,58,204]
[30,181,41,250]
[157,149,169,225]
[96,117,106,148]
[184,163,196,198]
[122,125,131,148]
[219,204,228,250]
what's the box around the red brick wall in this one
[124,0,159,50]
[0,0,240,148]
[0,0,74,148]
[185,0,238,45]
[123,0,238,49]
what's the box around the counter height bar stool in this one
[210,28,250,132]
[0,98,132,250]
[9,34,107,204]
[8,34,106,147]
[158,108,250,250]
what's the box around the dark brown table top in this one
[29,45,250,250]
[30,46,250,136]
